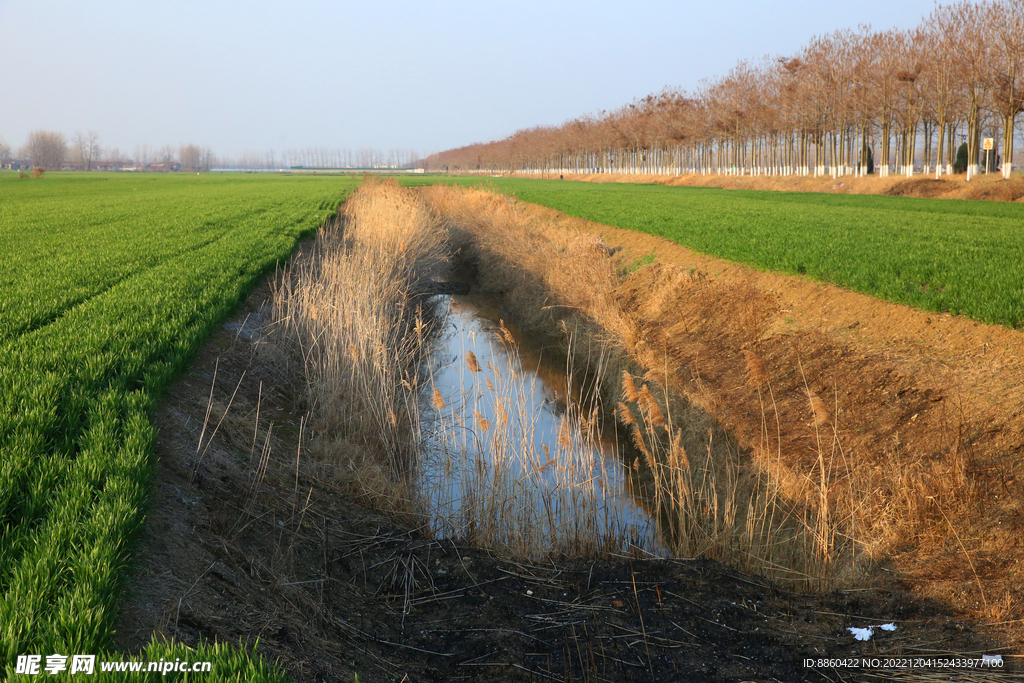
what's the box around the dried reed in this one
[270,178,450,515]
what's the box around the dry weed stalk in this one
[618,372,840,589]
[270,178,450,515]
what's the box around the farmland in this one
[0,173,356,676]
[402,177,1024,328]
[3,173,1022,680]
[119,177,1024,679]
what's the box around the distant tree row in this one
[0,133,424,172]
[425,0,1023,180]
[227,147,423,170]
[130,143,215,171]
[0,132,216,171]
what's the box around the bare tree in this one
[23,130,68,170]
[923,3,964,177]
[104,148,124,166]
[73,130,101,171]
[893,32,926,177]
[157,145,176,166]
[179,144,204,171]
[0,136,11,163]
[951,1,992,179]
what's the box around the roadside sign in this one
[983,138,994,150]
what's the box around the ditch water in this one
[420,294,661,556]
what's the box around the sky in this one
[1,0,946,160]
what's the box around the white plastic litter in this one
[848,627,875,641]
[983,654,1003,666]
[847,623,898,641]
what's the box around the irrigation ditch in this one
[118,179,1021,681]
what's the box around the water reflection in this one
[420,294,660,557]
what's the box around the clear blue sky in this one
[1,0,944,158]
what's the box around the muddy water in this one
[420,294,660,556]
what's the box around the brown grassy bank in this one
[529,170,1024,202]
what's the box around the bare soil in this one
[118,195,1024,681]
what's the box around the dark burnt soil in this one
[117,275,1015,682]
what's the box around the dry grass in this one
[270,178,450,515]
[617,371,841,588]
[614,254,982,578]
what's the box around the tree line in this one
[424,0,1023,181]
[0,132,217,172]
[0,133,423,172]
[238,147,422,170]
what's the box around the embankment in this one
[526,170,1024,202]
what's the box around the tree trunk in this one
[1002,112,1015,179]
[966,103,981,180]
[880,120,891,178]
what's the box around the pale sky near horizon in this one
[1,1,945,159]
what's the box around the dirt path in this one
[117,199,1024,680]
